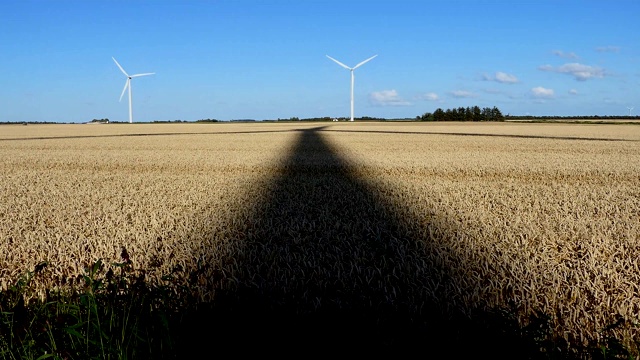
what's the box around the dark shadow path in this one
[174,127,549,358]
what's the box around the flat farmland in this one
[1,121,639,356]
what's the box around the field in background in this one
[1,121,639,355]
[505,118,640,124]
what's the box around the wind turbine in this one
[627,106,634,116]
[326,54,377,122]
[112,57,155,123]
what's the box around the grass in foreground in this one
[0,259,177,359]
[0,259,635,359]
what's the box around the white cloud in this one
[449,90,476,98]
[531,86,554,98]
[495,71,519,84]
[369,90,411,106]
[483,71,519,84]
[420,92,440,101]
[552,50,579,59]
[538,62,606,81]
[596,46,620,53]
[569,89,578,95]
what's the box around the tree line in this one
[418,106,505,122]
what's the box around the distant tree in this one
[463,107,472,122]
[491,106,504,121]
[471,106,481,121]
[444,108,452,121]
[433,108,446,121]
[418,112,433,121]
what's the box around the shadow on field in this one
[174,127,546,358]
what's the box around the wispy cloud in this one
[449,90,476,98]
[369,90,412,106]
[484,88,502,94]
[495,72,519,84]
[538,63,606,81]
[419,92,440,101]
[482,71,519,84]
[603,98,623,105]
[595,45,620,53]
[531,86,554,98]
[552,50,579,59]
[568,89,578,95]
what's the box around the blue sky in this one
[1,0,638,122]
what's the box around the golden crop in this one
[1,121,639,353]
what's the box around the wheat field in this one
[1,121,639,354]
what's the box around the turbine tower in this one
[112,57,155,123]
[326,54,377,122]
[628,106,634,116]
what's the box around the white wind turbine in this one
[326,54,377,122]
[112,57,155,123]
[627,106,634,116]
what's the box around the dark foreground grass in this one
[1,128,634,359]
[0,260,632,359]
[0,260,177,359]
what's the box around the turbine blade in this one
[112,57,129,77]
[119,79,129,102]
[353,54,378,69]
[130,72,155,78]
[326,55,351,70]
